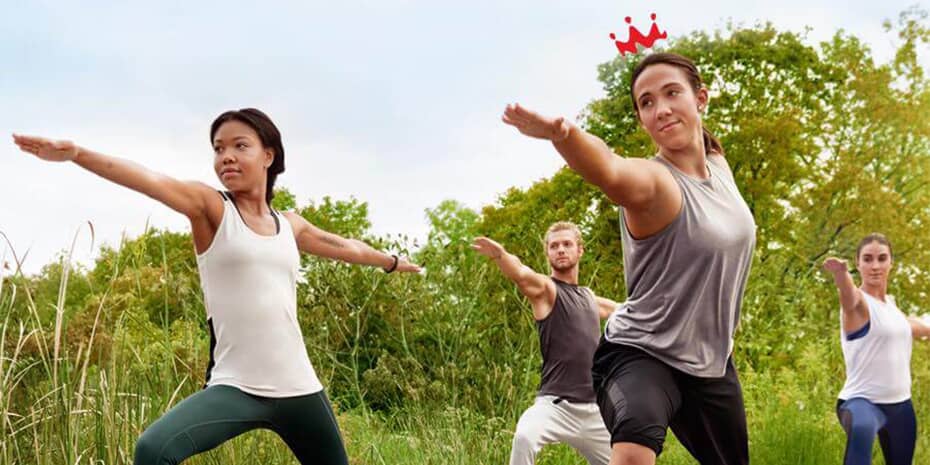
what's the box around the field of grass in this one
[1,234,928,465]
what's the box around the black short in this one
[591,338,748,464]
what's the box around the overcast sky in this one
[1,0,926,274]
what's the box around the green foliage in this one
[582,10,930,373]
[270,187,298,211]
[1,10,929,464]
[297,196,372,239]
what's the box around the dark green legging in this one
[134,385,349,465]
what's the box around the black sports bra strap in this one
[272,210,281,234]
[223,191,280,234]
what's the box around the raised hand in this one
[823,257,849,274]
[471,236,506,259]
[12,134,79,162]
[501,103,571,142]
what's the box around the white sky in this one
[1,0,926,274]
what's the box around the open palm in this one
[12,134,79,162]
[501,103,571,142]
[472,236,505,259]
[822,257,848,274]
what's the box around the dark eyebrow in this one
[638,82,685,101]
[213,135,252,145]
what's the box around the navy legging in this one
[836,398,917,465]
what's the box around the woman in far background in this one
[823,233,930,465]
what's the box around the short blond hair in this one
[544,221,583,248]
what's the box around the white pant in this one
[509,395,611,465]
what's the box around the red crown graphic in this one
[609,13,668,56]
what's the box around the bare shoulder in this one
[186,184,227,254]
[625,157,679,212]
[281,210,302,223]
[639,156,679,186]
[281,211,309,235]
[190,179,224,199]
[608,156,677,210]
[530,277,558,320]
[633,156,675,175]
[185,181,225,222]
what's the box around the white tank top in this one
[838,291,912,403]
[196,193,323,397]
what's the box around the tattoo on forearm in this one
[321,235,347,249]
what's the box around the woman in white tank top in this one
[823,233,930,465]
[13,108,421,465]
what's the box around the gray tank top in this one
[605,155,756,377]
[537,278,601,402]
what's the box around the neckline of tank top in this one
[654,154,714,185]
[551,277,581,287]
[224,194,283,239]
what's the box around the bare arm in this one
[472,236,556,319]
[594,295,620,320]
[908,315,930,341]
[501,104,672,210]
[283,212,420,272]
[13,135,216,219]
[823,257,869,334]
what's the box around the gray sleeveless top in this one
[605,155,756,377]
[537,278,601,402]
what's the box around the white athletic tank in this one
[838,291,912,403]
[196,193,323,397]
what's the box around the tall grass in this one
[1,228,928,465]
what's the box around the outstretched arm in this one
[501,104,672,210]
[908,315,930,341]
[822,257,869,334]
[472,236,556,319]
[12,135,216,220]
[283,212,420,272]
[594,295,620,320]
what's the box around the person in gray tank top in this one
[502,53,756,465]
[472,222,619,465]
